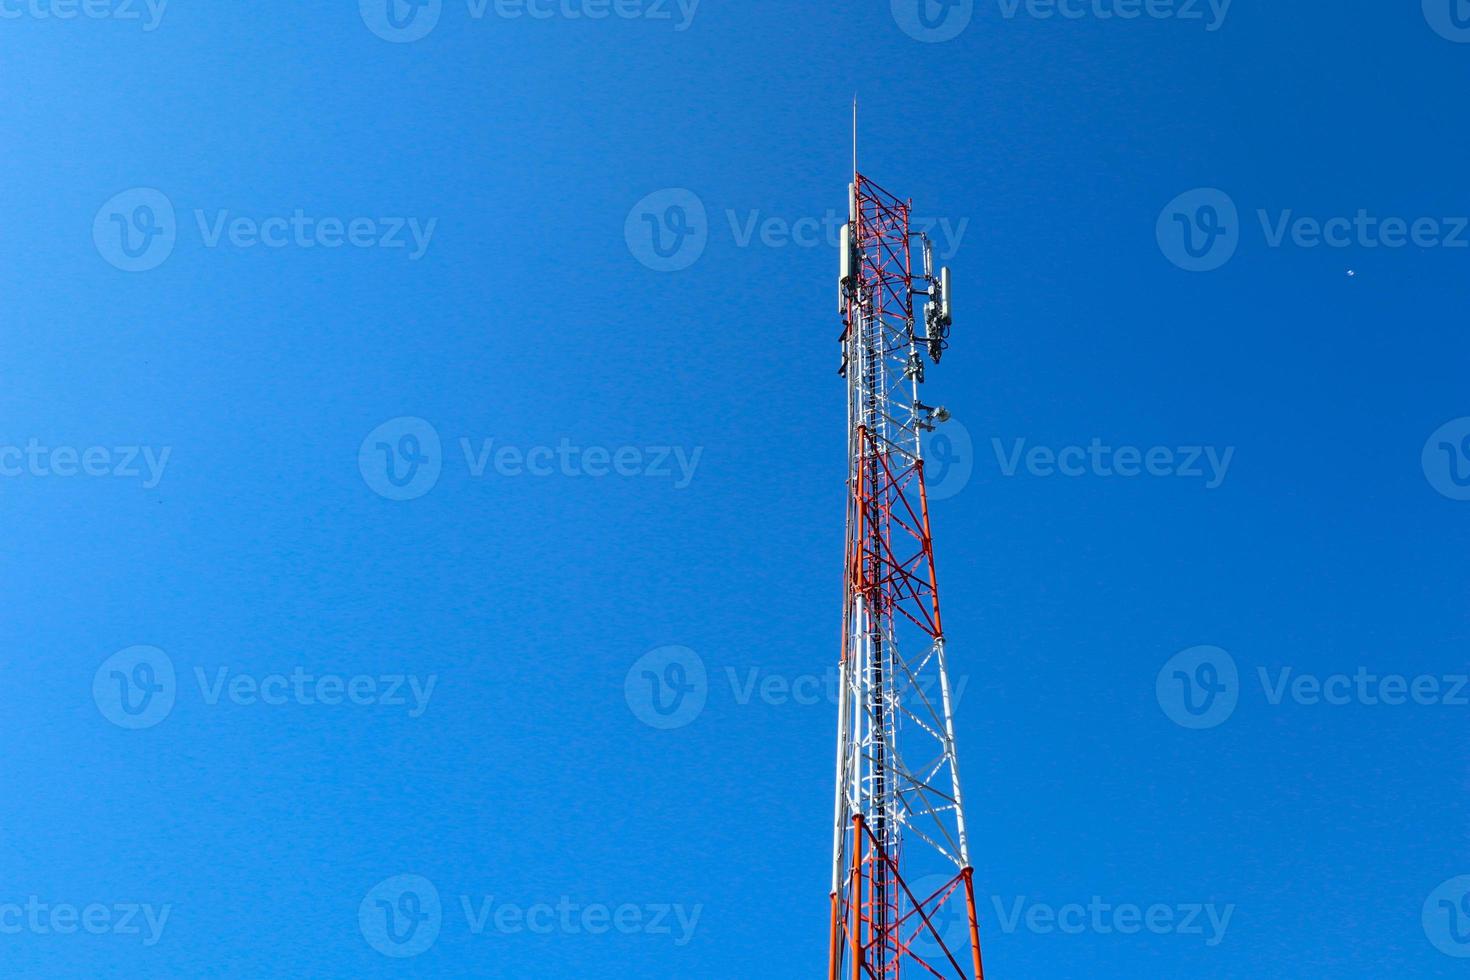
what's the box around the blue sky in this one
[2,1,1469,976]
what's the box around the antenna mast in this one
[828,131,981,979]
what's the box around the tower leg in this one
[828,893,841,980]
[962,868,986,980]
[850,816,864,980]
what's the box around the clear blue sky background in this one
[2,1,1468,976]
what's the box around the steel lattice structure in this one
[828,171,985,980]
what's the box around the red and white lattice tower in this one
[827,152,985,979]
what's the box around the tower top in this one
[851,96,858,180]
